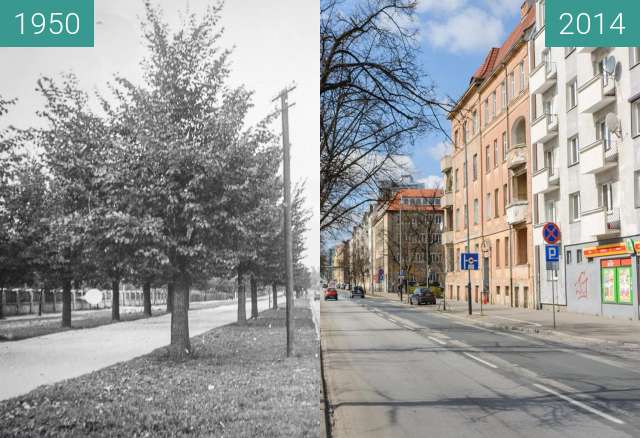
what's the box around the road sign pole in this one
[551,272,557,329]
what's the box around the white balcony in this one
[442,230,454,245]
[506,144,527,170]
[579,139,619,174]
[578,75,616,114]
[581,207,621,240]
[532,167,560,194]
[530,61,557,95]
[531,113,558,144]
[442,191,454,208]
[506,201,528,225]
[440,155,453,172]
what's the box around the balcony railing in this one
[440,155,452,172]
[442,230,454,245]
[442,191,454,208]
[581,207,621,240]
[530,60,557,94]
[531,113,558,144]
[532,167,560,194]
[506,200,528,225]
[506,143,527,170]
[580,139,619,174]
[578,74,616,113]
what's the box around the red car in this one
[324,288,338,301]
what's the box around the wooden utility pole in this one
[274,85,296,357]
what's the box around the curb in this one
[319,339,333,438]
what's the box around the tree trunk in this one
[237,270,246,323]
[166,282,174,313]
[272,283,278,309]
[143,282,152,317]
[250,275,258,319]
[62,280,72,328]
[112,279,120,321]
[169,273,191,357]
[38,288,44,316]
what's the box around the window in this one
[504,237,509,267]
[501,81,507,109]
[519,62,526,92]
[601,182,613,212]
[455,208,460,230]
[463,122,468,143]
[485,145,491,172]
[454,168,459,191]
[635,171,640,208]
[568,136,579,165]
[495,239,500,267]
[545,200,556,222]
[567,79,578,109]
[484,99,489,126]
[485,193,491,219]
[464,204,468,227]
[494,189,499,217]
[454,130,459,147]
[496,286,501,296]
[472,154,478,180]
[473,199,479,224]
[491,92,497,118]
[509,72,515,99]
[631,48,640,67]
[632,99,640,137]
[502,132,508,161]
[597,120,612,150]
[577,249,583,264]
[503,183,508,213]
[472,111,478,134]
[533,194,539,224]
[570,192,581,222]
[566,250,572,265]
[539,0,545,28]
[493,140,498,167]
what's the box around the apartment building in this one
[442,1,536,308]
[332,241,350,285]
[529,0,640,319]
[371,188,444,294]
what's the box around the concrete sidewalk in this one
[367,291,640,348]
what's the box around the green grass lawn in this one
[0,304,319,437]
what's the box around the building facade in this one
[529,0,640,319]
[370,188,444,294]
[442,1,536,308]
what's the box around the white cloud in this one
[424,7,505,53]
[416,0,466,14]
[418,175,443,188]
[426,141,451,161]
[485,0,525,18]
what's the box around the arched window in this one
[511,117,527,146]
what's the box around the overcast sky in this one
[0,0,319,269]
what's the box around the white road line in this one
[428,336,447,346]
[463,352,498,369]
[493,316,543,327]
[533,383,625,425]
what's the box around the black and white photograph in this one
[0,1,319,436]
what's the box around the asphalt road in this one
[321,291,640,438]
[0,294,278,401]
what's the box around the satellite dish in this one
[605,112,621,134]
[605,56,617,76]
[84,289,103,306]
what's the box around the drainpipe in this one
[504,64,515,308]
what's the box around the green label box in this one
[0,0,94,47]
[546,0,640,47]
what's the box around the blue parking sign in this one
[545,245,560,262]
[461,253,479,270]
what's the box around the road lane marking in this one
[463,352,498,369]
[428,336,447,346]
[493,316,542,327]
[533,383,625,425]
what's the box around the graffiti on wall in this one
[574,271,588,300]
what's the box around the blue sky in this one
[408,0,525,187]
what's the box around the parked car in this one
[324,288,338,301]
[351,286,365,298]
[409,287,436,305]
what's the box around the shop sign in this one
[584,243,631,258]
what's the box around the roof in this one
[386,188,444,213]
[452,4,536,115]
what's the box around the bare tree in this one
[320,0,450,234]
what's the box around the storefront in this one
[564,239,640,320]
